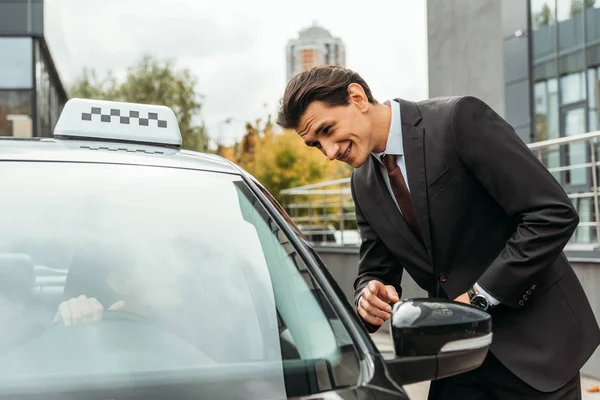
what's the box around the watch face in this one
[471,295,489,311]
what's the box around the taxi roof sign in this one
[53,98,182,148]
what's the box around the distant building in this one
[0,0,67,138]
[427,0,600,148]
[286,22,346,82]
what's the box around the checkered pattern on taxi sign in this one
[81,107,168,128]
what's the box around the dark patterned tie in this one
[382,154,424,242]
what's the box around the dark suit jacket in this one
[351,96,600,392]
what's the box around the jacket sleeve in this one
[450,96,579,308]
[351,173,403,332]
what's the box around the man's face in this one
[297,99,374,168]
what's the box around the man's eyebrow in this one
[300,120,330,146]
[313,120,330,136]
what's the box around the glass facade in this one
[0,38,32,89]
[0,36,66,138]
[0,38,34,137]
[34,40,64,138]
[531,0,600,244]
[0,90,32,137]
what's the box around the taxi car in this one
[0,99,492,399]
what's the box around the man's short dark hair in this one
[277,65,377,130]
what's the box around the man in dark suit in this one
[276,65,600,399]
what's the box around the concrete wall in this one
[426,0,533,143]
[427,0,505,117]
[315,246,600,378]
[572,261,600,378]
[501,0,533,144]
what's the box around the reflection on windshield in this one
[0,162,359,398]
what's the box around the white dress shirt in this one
[360,100,499,307]
[372,99,408,214]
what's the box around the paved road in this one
[370,332,600,399]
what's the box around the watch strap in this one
[467,286,477,300]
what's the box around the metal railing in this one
[280,178,356,246]
[281,130,600,249]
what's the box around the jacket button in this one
[523,295,528,300]
[519,300,525,306]
[531,284,536,290]
[526,290,532,295]
[439,274,447,282]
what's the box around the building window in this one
[36,40,51,138]
[563,107,587,186]
[557,0,584,51]
[531,0,557,60]
[589,67,600,132]
[534,79,561,180]
[572,197,595,243]
[560,71,586,104]
[300,49,317,72]
[0,90,33,137]
[586,0,600,43]
[535,79,560,141]
[0,38,32,89]
[558,51,586,106]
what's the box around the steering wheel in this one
[98,309,151,324]
[0,309,215,378]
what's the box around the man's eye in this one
[323,126,330,134]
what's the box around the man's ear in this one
[106,272,132,296]
[347,83,369,112]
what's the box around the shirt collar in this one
[373,99,403,164]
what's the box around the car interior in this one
[0,236,362,399]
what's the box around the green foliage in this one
[535,3,553,27]
[69,54,209,153]
[218,117,352,203]
[571,0,584,16]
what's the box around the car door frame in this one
[237,170,406,397]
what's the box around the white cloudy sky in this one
[45,0,428,145]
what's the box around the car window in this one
[0,161,360,399]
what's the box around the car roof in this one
[0,137,241,175]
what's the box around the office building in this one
[427,0,600,246]
[0,0,67,138]
[427,0,600,377]
[286,22,346,82]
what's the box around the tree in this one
[219,120,351,203]
[69,69,119,101]
[535,3,553,28]
[571,0,584,16]
[70,54,209,153]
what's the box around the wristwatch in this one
[468,286,490,311]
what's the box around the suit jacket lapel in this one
[396,99,433,261]
[367,155,429,261]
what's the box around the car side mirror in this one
[384,298,492,385]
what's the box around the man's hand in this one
[358,280,400,327]
[53,295,125,326]
[454,292,470,305]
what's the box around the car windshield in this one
[0,161,360,399]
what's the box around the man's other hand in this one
[454,292,470,305]
[358,280,400,326]
[53,295,125,326]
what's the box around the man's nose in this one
[322,142,339,161]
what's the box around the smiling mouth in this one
[340,143,352,162]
